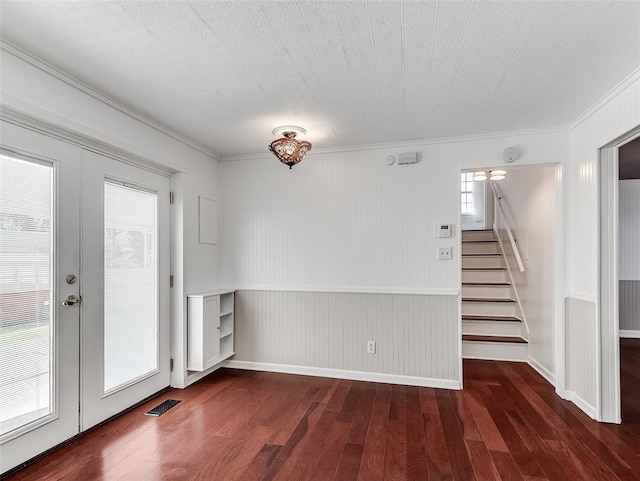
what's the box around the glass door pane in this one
[0,155,53,436]
[103,181,158,393]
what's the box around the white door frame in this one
[598,125,640,424]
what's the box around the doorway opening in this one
[598,125,640,424]
[460,165,562,389]
[611,134,640,425]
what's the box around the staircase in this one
[461,229,528,361]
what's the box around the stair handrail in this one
[490,181,525,273]
[489,181,529,339]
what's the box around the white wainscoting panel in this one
[620,281,640,332]
[565,296,597,415]
[233,290,460,384]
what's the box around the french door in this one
[0,123,170,473]
[0,123,81,474]
[80,151,170,430]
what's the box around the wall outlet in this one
[438,247,453,260]
[367,340,376,354]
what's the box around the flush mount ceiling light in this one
[472,171,488,181]
[268,125,312,169]
[490,169,507,181]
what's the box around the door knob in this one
[62,294,81,306]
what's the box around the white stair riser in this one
[462,270,508,283]
[462,340,528,362]
[462,301,518,317]
[462,242,500,254]
[462,320,523,337]
[461,231,495,241]
[462,256,504,268]
[462,285,513,298]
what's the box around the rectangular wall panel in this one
[620,281,640,331]
[234,290,460,382]
[619,181,640,280]
[565,297,597,410]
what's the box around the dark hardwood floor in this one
[6,342,640,480]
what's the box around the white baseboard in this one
[620,329,640,339]
[223,360,461,390]
[565,390,597,420]
[527,356,556,386]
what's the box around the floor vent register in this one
[145,399,181,417]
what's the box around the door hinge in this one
[170,275,174,288]
[170,358,174,372]
[170,191,174,204]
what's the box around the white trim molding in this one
[1,40,220,160]
[565,391,597,420]
[223,360,461,390]
[528,356,557,386]
[1,108,177,177]
[565,292,596,304]
[222,126,568,162]
[620,330,640,339]
[569,67,640,130]
[232,285,460,296]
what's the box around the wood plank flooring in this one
[5,341,640,481]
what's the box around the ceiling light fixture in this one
[490,169,507,181]
[268,125,312,169]
[472,171,487,181]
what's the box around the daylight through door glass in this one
[103,181,158,393]
[0,154,54,437]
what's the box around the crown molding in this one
[1,40,221,161]
[220,125,568,162]
[569,67,640,131]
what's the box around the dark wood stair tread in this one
[462,253,502,257]
[462,315,522,322]
[462,297,515,303]
[462,239,498,243]
[462,267,506,271]
[462,282,510,286]
[462,229,493,232]
[462,334,527,344]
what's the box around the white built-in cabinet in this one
[187,290,235,371]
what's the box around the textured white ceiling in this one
[1,1,639,158]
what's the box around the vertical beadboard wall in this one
[233,291,460,384]
[565,71,640,418]
[220,130,566,386]
[220,131,566,292]
[567,73,640,296]
[620,282,640,332]
[565,297,597,415]
[619,180,640,333]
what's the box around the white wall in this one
[619,180,640,333]
[565,70,640,417]
[221,132,567,292]
[0,46,221,388]
[496,165,558,382]
[220,130,567,386]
